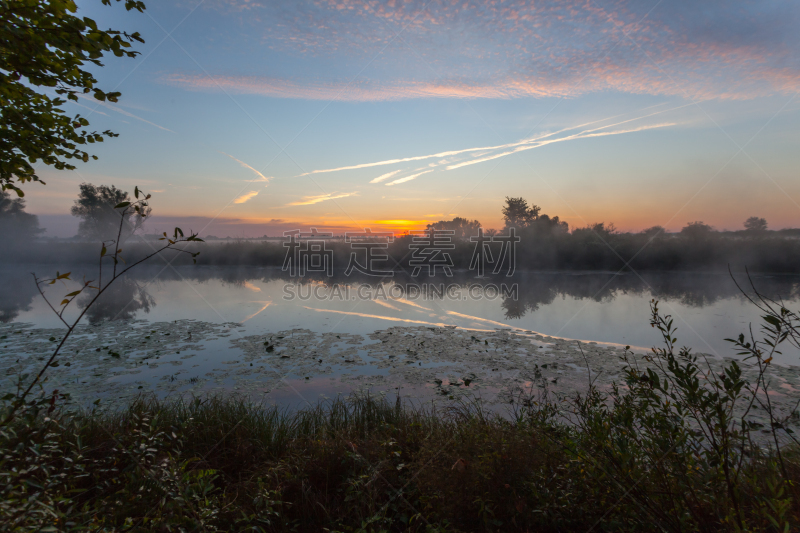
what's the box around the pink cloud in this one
[183,0,800,101]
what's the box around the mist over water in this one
[4,264,799,364]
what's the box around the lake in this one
[2,266,800,411]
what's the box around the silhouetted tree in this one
[744,216,768,233]
[502,197,540,229]
[0,190,44,244]
[426,217,482,239]
[527,214,569,236]
[573,222,617,238]
[641,225,666,240]
[71,183,150,241]
[680,221,713,240]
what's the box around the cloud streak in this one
[385,170,433,186]
[78,94,174,132]
[300,103,691,179]
[220,152,272,184]
[287,191,358,206]
[444,122,677,170]
[369,169,402,184]
[233,190,259,204]
[293,104,688,185]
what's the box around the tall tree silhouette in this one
[71,183,150,241]
[502,197,540,229]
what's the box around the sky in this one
[24,0,800,237]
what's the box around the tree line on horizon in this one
[2,187,799,273]
[426,196,774,240]
[0,188,787,244]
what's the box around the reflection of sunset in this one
[243,281,261,292]
[303,307,449,327]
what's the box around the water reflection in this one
[0,270,38,323]
[162,268,799,319]
[3,265,799,324]
[0,267,156,324]
[77,278,155,324]
[495,272,800,319]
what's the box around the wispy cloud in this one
[445,122,676,170]
[297,104,690,179]
[168,0,800,103]
[385,170,433,186]
[287,191,358,206]
[233,190,260,204]
[78,94,174,132]
[220,152,272,184]
[369,169,402,184]
[295,104,687,183]
[172,1,800,109]
[296,143,504,177]
[165,74,563,102]
[71,101,109,116]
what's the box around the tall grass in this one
[2,390,798,532]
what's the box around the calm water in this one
[4,265,800,364]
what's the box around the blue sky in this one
[27,0,800,237]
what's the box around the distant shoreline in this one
[3,231,800,273]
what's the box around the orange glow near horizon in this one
[140,210,800,237]
[212,216,432,236]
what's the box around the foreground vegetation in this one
[2,391,798,532]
